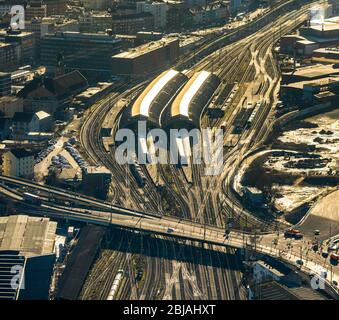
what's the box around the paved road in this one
[1,182,337,296]
[298,189,339,240]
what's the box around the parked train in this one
[129,154,146,188]
[23,192,42,206]
[246,100,263,128]
[107,269,124,300]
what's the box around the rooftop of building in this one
[314,90,336,98]
[0,41,14,48]
[0,71,10,77]
[7,148,35,158]
[112,37,178,59]
[132,69,180,118]
[0,250,25,300]
[75,83,111,100]
[189,2,228,13]
[252,281,327,300]
[283,76,339,89]
[28,16,79,25]
[285,64,339,78]
[307,21,339,32]
[314,47,339,54]
[171,71,212,117]
[0,215,57,257]
[85,166,112,175]
[244,186,263,194]
[297,39,317,45]
[0,29,34,38]
[169,71,220,126]
[18,70,88,99]
[35,110,50,120]
[43,31,120,42]
[0,95,21,103]
[281,34,305,39]
[56,225,105,300]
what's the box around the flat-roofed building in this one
[41,31,121,76]
[43,0,68,16]
[0,42,20,72]
[111,12,154,35]
[56,225,105,300]
[136,1,168,29]
[280,76,339,106]
[0,30,35,65]
[295,39,319,56]
[2,148,35,177]
[280,35,305,55]
[312,47,339,63]
[112,38,179,76]
[282,64,339,84]
[300,21,339,40]
[82,166,112,199]
[24,17,79,58]
[0,215,57,300]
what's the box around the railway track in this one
[76,0,320,300]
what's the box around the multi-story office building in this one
[112,12,155,34]
[41,32,122,76]
[0,42,20,71]
[0,71,11,96]
[25,17,79,58]
[136,1,168,29]
[0,29,35,65]
[25,2,47,21]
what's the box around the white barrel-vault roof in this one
[131,69,179,118]
[171,71,211,118]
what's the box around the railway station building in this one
[163,70,221,130]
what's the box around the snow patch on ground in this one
[272,185,327,212]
